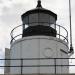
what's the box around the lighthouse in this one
[5,0,74,74]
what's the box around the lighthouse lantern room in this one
[22,0,57,37]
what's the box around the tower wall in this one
[4,48,10,74]
[10,36,69,74]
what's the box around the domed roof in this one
[21,0,57,20]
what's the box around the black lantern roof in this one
[21,0,57,21]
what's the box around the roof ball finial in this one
[37,0,42,7]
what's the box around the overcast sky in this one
[0,0,75,73]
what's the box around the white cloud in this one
[0,69,4,74]
[12,0,29,4]
[0,0,12,5]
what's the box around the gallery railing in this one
[0,58,75,74]
[10,23,68,44]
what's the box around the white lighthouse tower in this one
[6,0,74,74]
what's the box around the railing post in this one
[54,58,56,74]
[21,59,23,75]
[67,32,68,43]
[59,26,60,39]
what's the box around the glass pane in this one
[50,15,55,24]
[39,13,50,23]
[23,16,29,24]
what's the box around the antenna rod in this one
[69,0,72,45]
[69,0,74,53]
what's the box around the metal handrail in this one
[2,58,75,74]
[10,23,68,44]
[56,24,68,38]
[1,58,75,60]
[10,34,22,43]
[3,58,75,67]
[56,24,68,34]
[10,25,22,36]
[57,34,68,43]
